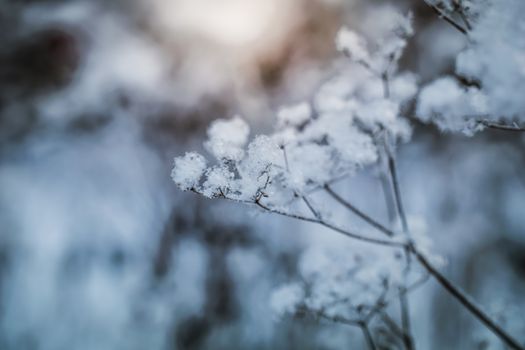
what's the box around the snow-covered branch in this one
[171,6,525,349]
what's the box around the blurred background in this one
[0,0,524,349]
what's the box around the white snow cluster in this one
[417,77,488,135]
[276,102,312,129]
[171,152,207,191]
[269,242,416,320]
[173,118,285,201]
[337,11,413,74]
[269,216,444,320]
[270,283,304,317]
[204,116,250,161]
[417,0,525,133]
[172,13,417,204]
[336,28,370,63]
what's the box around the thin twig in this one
[282,146,322,221]
[301,309,377,350]
[325,185,394,237]
[192,187,403,247]
[188,175,525,349]
[364,282,390,323]
[410,245,525,350]
[387,154,409,235]
[406,273,431,293]
[384,151,414,350]
[304,283,414,350]
[399,287,414,350]
[380,166,398,224]
[267,184,524,349]
[361,323,378,350]
[423,0,468,35]
[301,195,322,220]
[311,310,361,327]
[453,0,472,30]
[239,193,522,349]
[378,64,414,346]
[479,120,525,132]
[254,199,403,247]
[380,311,407,341]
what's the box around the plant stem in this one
[361,323,377,350]
[480,120,525,132]
[379,171,397,224]
[410,245,525,350]
[384,153,524,350]
[325,185,393,237]
[387,154,409,235]
[384,152,415,350]
[190,184,525,349]
[399,287,414,350]
[423,0,468,35]
[253,199,403,247]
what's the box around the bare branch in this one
[399,288,414,350]
[301,195,322,220]
[411,245,525,350]
[254,199,404,248]
[380,149,524,350]
[453,0,472,30]
[299,308,377,350]
[386,154,410,236]
[383,147,414,349]
[479,120,525,132]
[188,174,525,350]
[379,168,398,224]
[423,0,469,35]
[380,311,407,342]
[325,185,395,237]
[361,323,378,350]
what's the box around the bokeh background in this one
[0,0,524,349]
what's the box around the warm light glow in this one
[155,0,281,47]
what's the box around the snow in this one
[417,77,488,134]
[201,165,234,198]
[269,284,304,317]
[205,116,250,161]
[335,28,370,62]
[276,102,312,128]
[172,11,416,203]
[417,0,525,132]
[171,152,207,190]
